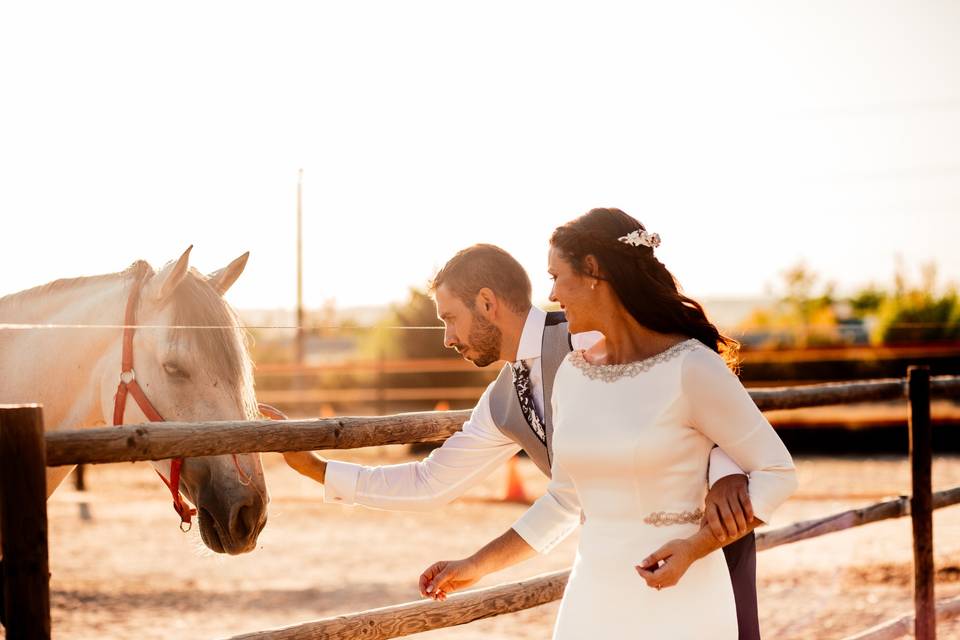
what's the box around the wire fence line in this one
[1,321,958,331]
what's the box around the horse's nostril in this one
[199,508,225,553]
[229,502,262,542]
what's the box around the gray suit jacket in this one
[488,311,569,477]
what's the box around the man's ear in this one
[475,287,498,317]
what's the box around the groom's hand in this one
[260,404,330,483]
[282,450,328,482]
[703,474,753,542]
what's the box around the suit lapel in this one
[540,317,571,466]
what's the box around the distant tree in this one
[873,262,960,344]
[362,288,453,359]
[849,285,887,318]
[739,262,840,348]
[781,263,837,347]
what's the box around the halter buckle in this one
[120,369,136,385]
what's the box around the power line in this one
[0,323,444,331]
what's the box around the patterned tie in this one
[512,360,546,446]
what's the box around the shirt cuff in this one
[323,460,363,505]
[707,446,746,488]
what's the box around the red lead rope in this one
[112,265,197,531]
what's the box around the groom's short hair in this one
[430,244,532,313]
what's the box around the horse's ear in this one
[155,245,193,305]
[208,252,249,296]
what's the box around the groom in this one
[284,244,761,639]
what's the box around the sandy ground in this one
[8,451,960,640]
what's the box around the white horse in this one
[0,248,268,556]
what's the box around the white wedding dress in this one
[547,339,797,639]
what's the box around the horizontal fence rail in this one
[252,345,960,376]
[756,486,960,551]
[222,485,960,640]
[227,571,570,640]
[841,595,960,640]
[257,387,489,404]
[45,375,960,467]
[45,411,471,467]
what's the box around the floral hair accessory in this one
[617,229,661,249]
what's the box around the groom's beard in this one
[459,311,502,367]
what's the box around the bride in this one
[418,208,798,638]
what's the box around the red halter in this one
[112,266,197,530]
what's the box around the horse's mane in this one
[0,261,151,306]
[167,267,259,420]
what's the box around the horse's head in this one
[99,248,268,555]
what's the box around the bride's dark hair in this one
[550,207,740,370]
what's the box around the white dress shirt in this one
[323,307,744,551]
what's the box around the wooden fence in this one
[2,369,959,639]
[252,344,960,415]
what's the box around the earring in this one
[591,281,597,291]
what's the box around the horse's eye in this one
[163,362,191,380]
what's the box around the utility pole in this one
[296,168,305,366]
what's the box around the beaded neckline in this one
[569,338,701,382]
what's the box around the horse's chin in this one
[198,508,256,555]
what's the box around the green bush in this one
[874,288,960,344]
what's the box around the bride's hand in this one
[419,558,484,601]
[635,539,697,590]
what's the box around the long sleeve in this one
[323,378,521,511]
[682,347,798,524]
[510,378,582,554]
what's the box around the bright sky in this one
[1,2,957,312]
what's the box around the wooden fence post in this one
[908,366,935,640]
[376,343,386,416]
[0,404,51,639]
[73,463,86,491]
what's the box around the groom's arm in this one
[704,447,753,541]
[293,380,523,511]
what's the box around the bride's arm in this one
[419,456,582,600]
[420,386,582,600]
[419,527,538,600]
[638,347,797,590]
[635,513,762,590]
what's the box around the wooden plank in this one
[756,487,960,551]
[43,376,960,466]
[0,405,51,639]
[46,410,473,466]
[251,345,960,376]
[254,378,959,411]
[740,344,960,364]
[909,366,936,640]
[256,387,489,404]
[224,569,569,640]
[841,595,960,640]
[255,358,495,375]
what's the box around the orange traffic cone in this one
[503,454,530,504]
